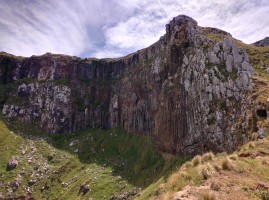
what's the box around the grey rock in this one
[258,128,267,139]
[7,157,18,171]
[0,15,254,155]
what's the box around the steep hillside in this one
[0,15,254,155]
[147,138,269,200]
[0,115,186,199]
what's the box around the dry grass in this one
[202,191,216,200]
[182,161,193,169]
[213,164,222,172]
[201,164,214,179]
[166,170,192,192]
[249,142,256,149]
[202,152,215,163]
[221,157,233,170]
[192,155,202,166]
[179,171,192,180]
[229,154,238,161]
[210,181,222,191]
[261,158,269,165]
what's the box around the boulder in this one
[7,156,18,171]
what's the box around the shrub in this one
[213,164,222,172]
[202,152,215,163]
[249,142,255,149]
[192,155,202,166]
[221,157,233,170]
[201,164,214,179]
[179,171,192,180]
[183,161,193,168]
[261,158,269,165]
[202,191,216,200]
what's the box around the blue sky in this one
[0,0,268,58]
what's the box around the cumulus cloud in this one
[0,0,268,58]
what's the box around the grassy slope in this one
[0,116,187,199]
[235,41,269,105]
[151,138,269,200]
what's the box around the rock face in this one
[253,37,269,47]
[0,15,254,155]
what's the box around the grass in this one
[202,27,229,43]
[201,152,215,163]
[200,164,214,179]
[202,191,216,200]
[235,40,269,105]
[150,137,269,199]
[221,157,233,170]
[192,155,202,166]
[229,154,238,161]
[0,115,188,199]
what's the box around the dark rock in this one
[10,181,20,191]
[258,128,267,139]
[110,188,140,200]
[79,184,90,195]
[47,155,54,162]
[239,152,255,158]
[7,156,18,171]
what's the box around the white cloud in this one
[0,0,268,58]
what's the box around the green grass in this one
[235,40,269,104]
[0,116,187,199]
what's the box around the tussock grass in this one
[166,170,192,191]
[249,142,256,149]
[261,158,269,165]
[221,157,233,170]
[200,164,214,179]
[192,155,202,166]
[202,152,215,163]
[182,161,193,168]
[202,191,216,200]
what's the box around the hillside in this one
[0,115,187,199]
[147,137,269,200]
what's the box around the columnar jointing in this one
[0,15,254,155]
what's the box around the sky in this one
[0,0,268,58]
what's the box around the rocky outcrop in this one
[0,15,254,155]
[253,37,269,47]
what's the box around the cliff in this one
[0,15,254,155]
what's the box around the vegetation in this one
[148,138,269,199]
[236,40,269,105]
[0,115,187,199]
